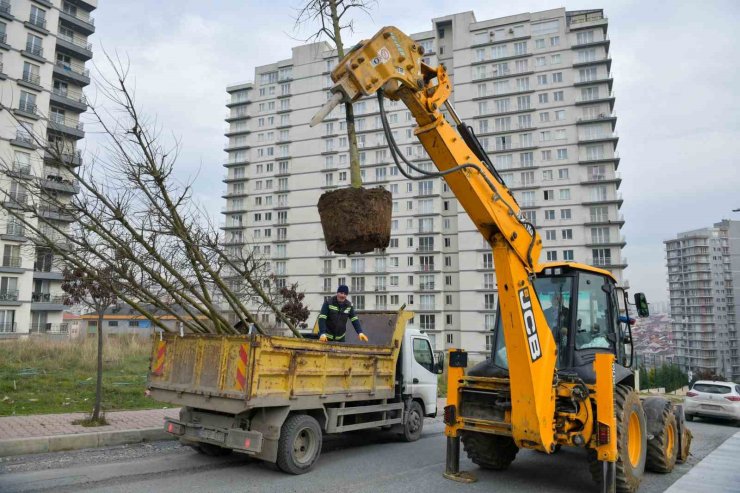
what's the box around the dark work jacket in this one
[317,296,363,341]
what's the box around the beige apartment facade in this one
[0,0,95,337]
[223,8,624,360]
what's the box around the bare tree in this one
[295,0,376,188]
[0,57,308,338]
[62,265,117,423]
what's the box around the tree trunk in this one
[93,312,104,420]
[328,0,362,188]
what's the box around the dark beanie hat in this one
[337,284,349,294]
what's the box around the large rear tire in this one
[589,385,647,493]
[276,414,322,475]
[461,431,518,471]
[646,406,678,473]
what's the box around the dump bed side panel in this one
[148,310,412,411]
[148,335,250,400]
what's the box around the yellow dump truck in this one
[147,310,441,474]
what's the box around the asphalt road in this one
[1,418,737,493]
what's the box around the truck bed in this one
[147,310,411,414]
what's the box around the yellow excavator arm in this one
[312,26,559,451]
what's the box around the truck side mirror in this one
[434,351,445,374]
[634,292,649,317]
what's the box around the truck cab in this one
[399,327,439,418]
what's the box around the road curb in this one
[0,427,174,458]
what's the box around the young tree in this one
[62,265,117,423]
[296,0,376,188]
[0,57,307,338]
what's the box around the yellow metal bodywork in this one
[147,310,412,412]
[594,353,618,461]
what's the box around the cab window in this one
[575,273,612,350]
[412,338,434,372]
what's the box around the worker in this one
[544,292,570,335]
[318,285,368,343]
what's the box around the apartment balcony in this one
[49,116,85,139]
[29,323,70,334]
[586,235,627,247]
[7,161,33,179]
[578,131,619,147]
[44,149,82,167]
[21,42,45,63]
[575,91,616,111]
[591,257,628,269]
[580,172,622,187]
[221,189,249,199]
[571,36,610,50]
[0,255,22,273]
[59,8,95,36]
[31,292,66,310]
[50,87,88,112]
[0,322,17,335]
[0,1,12,22]
[14,101,39,120]
[578,153,621,169]
[0,289,20,305]
[576,112,617,130]
[19,70,42,91]
[418,283,437,292]
[39,172,79,194]
[3,192,28,209]
[224,125,251,137]
[25,13,48,35]
[56,33,93,61]
[581,193,623,207]
[53,60,90,86]
[574,75,614,92]
[38,205,75,222]
[567,11,608,30]
[2,223,26,241]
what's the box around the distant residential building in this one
[63,311,80,337]
[666,220,739,380]
[80,303,201,338]
[223,8,625,360]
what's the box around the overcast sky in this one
[88,0,740,306]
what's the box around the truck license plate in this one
[198,428,225,442]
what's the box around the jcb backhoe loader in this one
[312,26,690,493]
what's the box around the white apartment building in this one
[223,8,625,360]
[0,0,96,337]
[666,220,740,380]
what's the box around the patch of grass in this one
[0,336,163,416]
[72,415,109,427]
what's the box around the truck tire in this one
[588,385,647,493]
[646,406,678,473]
[461,431,518,470]
[196,442,233,457]
[276,414,322,475]
[399,401,424,442]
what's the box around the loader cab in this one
[487,263,634,385]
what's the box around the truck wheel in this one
[399,401,424,442]
[196,442,232,456]
[588,385,647,493]
[646,406,678,473]
[276,414,322,475]
[461,431,518,470]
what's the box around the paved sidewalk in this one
[0,408,180,440]
[0,408,180,457]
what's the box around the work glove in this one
[358,333,368,342]
[319,334,328,342]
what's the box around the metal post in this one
[443,434,476,483]
[601,460,616,493]
[445,435,460,475]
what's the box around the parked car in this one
[684,380,740,424]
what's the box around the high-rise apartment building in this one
[666,220,740,380]
[223,8,624,360]
[0,0,96,337]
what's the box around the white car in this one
[684,380,740,424]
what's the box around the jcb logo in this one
[519,287,542,362]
